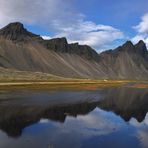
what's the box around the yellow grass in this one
[129,83,148,89]
[0,80,128,91]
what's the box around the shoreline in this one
[0,80,128,90]
[0,80,147,90]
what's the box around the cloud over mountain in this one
[132,13,148,47]
[0,0,124,50]
[134,13,148,34]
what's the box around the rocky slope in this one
[100,40,148,79]
[0,22,148,79]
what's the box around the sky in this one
[0,0,148,51]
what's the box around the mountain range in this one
[0,22,148,80]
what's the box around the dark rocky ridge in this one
[0,22,148,79]
[42,37,100,61]
[0,22,41,42]
[135,40,148,58]
[0,22,99,61]
[101,40,148,57]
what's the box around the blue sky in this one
[0,0,148,51]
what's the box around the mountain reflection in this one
[0,101,98,137]
[0,87,147,138]
[98,87,148,122]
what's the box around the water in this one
[0,87,147,148]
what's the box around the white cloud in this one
[57,108,122,138]
[54,20,124,50]
[132,13,148,47]
[41,36,51,40]
[129,113,148,148]
[133,13,148,34]
[0,0,78,27]
[132,34,148,47]
[0,0,124,50]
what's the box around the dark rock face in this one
[135,40,148,58]
[68,43,100,61]
[0,22,41,42]
[100,41,148,79]
[0,22,148,79]
[102,40,148,57]
[42,38,99,61]
[116,40,148,56]
[121,41,135,52]
[43,37,68,52]
[0,22,99,61]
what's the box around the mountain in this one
[0,22,41,42]
[100,40,148,79]
[0,22,148,80]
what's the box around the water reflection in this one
[0,90,103,137]
[0,87,147,148]
[98,87,148,122]
[0,101,99,137]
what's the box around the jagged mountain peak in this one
[135,40,147,50]
[110,41,134,53]
[124,40,134,45]
[135,40,147,57]
[0,22,147,80]
[47,37,68,44]
[137,40,145,45]
[43,37,99,60]
[0,22,40,42]
[121,40,135,51]
[0,22,27,36]
[112,40,147,56]
[3,22,24,31]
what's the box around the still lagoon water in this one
[0,87,147,148]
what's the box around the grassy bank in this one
[0,80,128,90]
[129,83,148,89]
[0,68,147,90]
